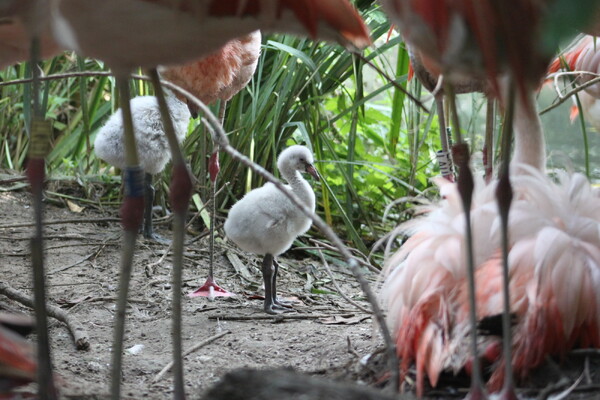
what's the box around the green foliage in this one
[0,2,495,260]
[0,14,442,253]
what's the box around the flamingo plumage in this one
[382,165,600,395]
[161,31,262,116]
[0,314,36,395]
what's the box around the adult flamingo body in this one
[161,30,262,114]
[50,0,370,71]
[381,166,600,395]
[378,2,582,399]
[380,0,551,97]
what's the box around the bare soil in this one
[0,186,383,399]
[4,181,600,400]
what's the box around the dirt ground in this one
[0,185,385,399]
[4,179,600,400]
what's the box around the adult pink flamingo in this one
[0,1,60,69]
[379,1,593,399]
[161,30,262,118]
[163,31,262,299]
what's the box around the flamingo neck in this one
[284,170,307,191]
[512,90,546,174]
[283,170,315,210]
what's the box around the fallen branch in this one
[152,330,231,383]
[540,72,600,115]
[207,313,363,321]
[0,217,121,229]
[0,282,90,350]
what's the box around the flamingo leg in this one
[496,81,517,400]
[207,100,226,281]
[447,86,487,400]
[149,68,192,400]
[484,100,495,183]
[142,172,169,243]
[435,96,455,181]
[262,253,281,315]
[272,259,293,308]
[188,100,233,300]
[111,74,145,400]
[26,36,57,400]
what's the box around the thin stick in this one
[152,330,231,383]
[540,73,600,114]
[315,247,372,314]
[0,71,150,88]
[309,239,379,274]
[0,282,90,350]
[149,68,189,400]
[0,217,121,229]
[47,250,98,275]
[110,75,142,400]
[208,314,360,321]
[28,34,58,400]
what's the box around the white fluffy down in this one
[94,90,190,175]
[224,145,316,256]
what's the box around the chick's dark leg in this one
[272,259,293,309]
[142,172,169,244]
[262,254,280,314]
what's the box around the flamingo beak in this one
[305,163,320,180]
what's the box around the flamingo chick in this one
[224,145,319,314]
[94,88,190,242]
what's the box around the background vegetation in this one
[0,1,596,265]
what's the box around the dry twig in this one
[0,282,90,350]
[152,330,231,383]
[207,313,362,321]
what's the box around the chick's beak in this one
[305,164,320,180]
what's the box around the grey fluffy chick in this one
[224,145,319,314]
[94,88,190,241]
